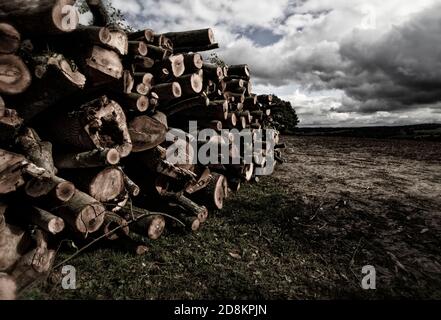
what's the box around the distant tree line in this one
[268,95,299,134]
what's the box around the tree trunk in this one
[10,229,56,293]
[54,148,120,169]
[46,96,133,158]
[83,46,123,83]
[24,174,76,203]
[163,28,215,49]
[100,211,129,241]
[29,207,65,235]
[183,53,203,73]
[132,55,155,71]
[120,206,166,240]
[151,82,182,103]
[145,44,171,61]
[0,149,27,195]
[0,0,79,35]
[226,64,250,80]
[16,128,57,175]
[161,95,209,117]
[128,41,147,56]
[162,192,208,223]
[85,0,109,26]
[128,29,155,43]
[121,170,140,197]
[7,53,85,122]
[51,189,105,234]
[202,62,223,81]
[128,115,167,152]
[161,54,185,78]
[119,93,150,113]
[0,108,23,141]
[175,72,203,97]
[0,223,30,272]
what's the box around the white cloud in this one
[110,0,441,127]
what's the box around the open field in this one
[23,136,441,299]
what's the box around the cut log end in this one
[89,167,125,203]
[0,23,21,54]
[147,215,166,240]
[53,0,80,33]
[0,55,32,95]
[54,181,76,202]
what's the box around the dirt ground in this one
[24,136,441,299]
[275,136,441,298]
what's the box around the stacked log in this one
[0,0,285,299]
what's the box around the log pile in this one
[0,0,284,299]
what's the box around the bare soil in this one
[24,136,441,299]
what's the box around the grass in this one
[22,176,350,300]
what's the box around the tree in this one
[269,95,299,134]
[76,0,134,31]
[208,53,226,68]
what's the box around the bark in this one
[24,175,76,203]
[83,46,123,83]
[100,211,129,241]
[7,53,85,122]
[149,111,167,129]
[16,128,57,175]
[175,72,203,97]
[132,55,155,71]
[54,148,121,169]
[176,43,220,54]
[162,192,208,223]
[224,92,245,104]
[183,53,203,73]
[185,167,212,194]
[163,28,215,48]
[161,54,185,78]
[161,95,209,117]
[128,29,155,43]
[0,149,27,195]
[145,44,171,61]
[257,94,273,104]
[121,170,140,197]
[10,229,56,293]
[151,82,182,103]
[0,54,32,95]
[226,64,250,80]
[46,96,132,157]
[128,115,167,152]
[0,0,79,35]
[0,108,23,140]
[51,189,106,234]
[29,207,65,235]
[0,223,30,272]
[120,206,166,240]
[119,93,150,113]
[85,0,110,27]
[202,62,223,81]
[128,41,147,56]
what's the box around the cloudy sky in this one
[97,0,441,127]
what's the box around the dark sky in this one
[86,0,441,127]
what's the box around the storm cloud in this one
[108,0,441,126]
